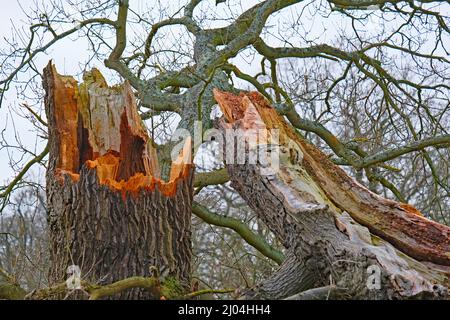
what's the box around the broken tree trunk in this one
[43,62,193,299]
[213,89,450,299]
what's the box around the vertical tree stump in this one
[43,62,193,299]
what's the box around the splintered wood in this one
[213,89,450,266]
[46,62,191,197]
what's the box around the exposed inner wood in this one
[47,63,191,197]
[213,89,450,266]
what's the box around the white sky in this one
[0,1,94,185]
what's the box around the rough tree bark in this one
[214,89,450,300]
[43,62,193,299]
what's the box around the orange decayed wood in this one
[48,62,192,197]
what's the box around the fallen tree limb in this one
[214,89,450,299]
[25,276,160,300]
[6,274,232,300]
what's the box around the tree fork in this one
[43,62,193,299]
[213,89,450,299]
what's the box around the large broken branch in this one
[214,89,450,266]
[213,89,450,299]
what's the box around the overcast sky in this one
[0,0,95,184]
